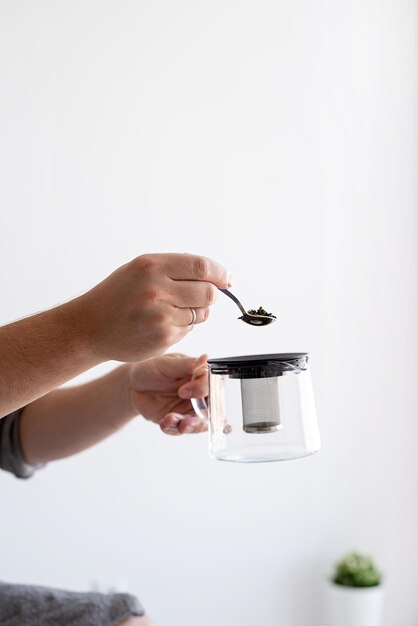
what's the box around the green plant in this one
[332,552,382,588]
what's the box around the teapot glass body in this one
[192,353,320,463]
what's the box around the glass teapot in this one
[192,353,320,463]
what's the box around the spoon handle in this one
[219,288,248,317]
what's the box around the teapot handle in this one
[191,396,208,421]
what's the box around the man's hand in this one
[129,353,209,435]
[0,252,229,416]
[19,353,209,465]
[75,253,230,363]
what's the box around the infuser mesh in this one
[240,377,281,433]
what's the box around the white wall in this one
[0,1,417,625]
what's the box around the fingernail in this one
[179,387,192,398]
[184,424,195,433]
[163,425,179,435]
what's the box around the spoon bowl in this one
[219,289,276,326]
[241,312,276,326]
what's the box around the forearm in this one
[0,299,100,417]
[19,364,137,464]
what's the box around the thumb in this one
[192,353,209,378]
[177,354,209,399]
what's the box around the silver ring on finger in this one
[188,307,197,327]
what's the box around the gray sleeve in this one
[0,581,145,625]
[0,408,44,479]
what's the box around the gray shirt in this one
[0,408,40,478]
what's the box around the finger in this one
[177,415,207,434]
[174,306,210,327]
[165,279,218,309]
[191,353,209,377]
[177,354,208,396]
[160,413,183,436]
[159,353,207,379]
[159,353,197,379]
[178,374,208,399]
[150,304,208,330]
[159,253,231,288]
[160,413,207,435]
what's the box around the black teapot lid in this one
[207,353,308,378]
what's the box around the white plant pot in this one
[320,580,384,626]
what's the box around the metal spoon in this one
[219,288,276,326]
